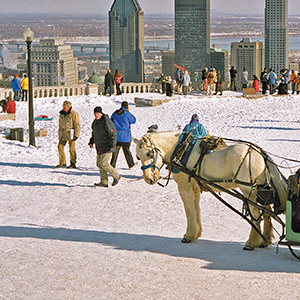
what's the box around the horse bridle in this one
[140,138,164,173]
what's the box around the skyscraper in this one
[231,38,264,85]
[109,0,144,83]
[175,0,210,81]
[265,0,289,73]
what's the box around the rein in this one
[222,137,300,169]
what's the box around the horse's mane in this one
[143,130,181,161]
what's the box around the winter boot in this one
[67,163,76,169]
[56,163,66,168]
[94,182,108,187]
[112,175,121,186]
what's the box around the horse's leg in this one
[192,179,202,239]
[259,205,273,248]
[174,174,201,242]
[240,187,264,250]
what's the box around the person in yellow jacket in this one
[20,75,29,101]
[56,100,81,169]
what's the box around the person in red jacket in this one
[3,97,16,114]
[252,75,260,92]
[290,70,297,94]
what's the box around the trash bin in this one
[9,127,24,142]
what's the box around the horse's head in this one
[133,134,164,185]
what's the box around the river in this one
[1,35,300,59]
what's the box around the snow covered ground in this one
[1,90,300,299]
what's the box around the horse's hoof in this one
[181,238,192,243]
[243,244,254,251]
[259,243,268,248]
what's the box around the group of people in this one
[157,69,191,96]
[229,66,300,95]
[57,100,136,188]
[11,74,29,101]
[103,69,123,96]
[260,68,300,95]
[202,67,223,96]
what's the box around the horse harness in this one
[140,138,164,173]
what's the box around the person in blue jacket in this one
[181,114,207,142]
[173,114,207,163]
[268,69,278,95]
[110,101,136,169]
[11,74,21,101]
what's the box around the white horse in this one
[134,131,288,250]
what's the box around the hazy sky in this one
[1,0,300,15]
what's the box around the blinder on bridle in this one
[139,137,163,172]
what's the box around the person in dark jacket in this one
[104,69,114,96]
[214,71,223,95]
[166,76,173,96]
[201,67,208,92]
[175,68,182,95]
[157,73,167,94]
[277,77,288,95]
[89,106,121,187]
[110,101,136,169]
[260,68,268,94]
[230,66,237,91]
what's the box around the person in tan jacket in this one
[56,100,80,168]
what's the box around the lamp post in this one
[23,28,35,146]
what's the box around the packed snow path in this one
[1,91,300,299]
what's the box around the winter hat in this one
[121,101,128,109]
[94,106,102,113]
[191,114,199,121]
[63,100,72,108]
[14,74,18,78]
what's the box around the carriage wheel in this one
[287,243,300,260]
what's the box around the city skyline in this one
[1,0,300,15]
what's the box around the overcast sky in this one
[1,0,299,15]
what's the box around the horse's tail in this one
[262,150,288,212]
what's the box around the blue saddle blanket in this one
[171,140,197,174]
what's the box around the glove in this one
[73,136,78,141]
